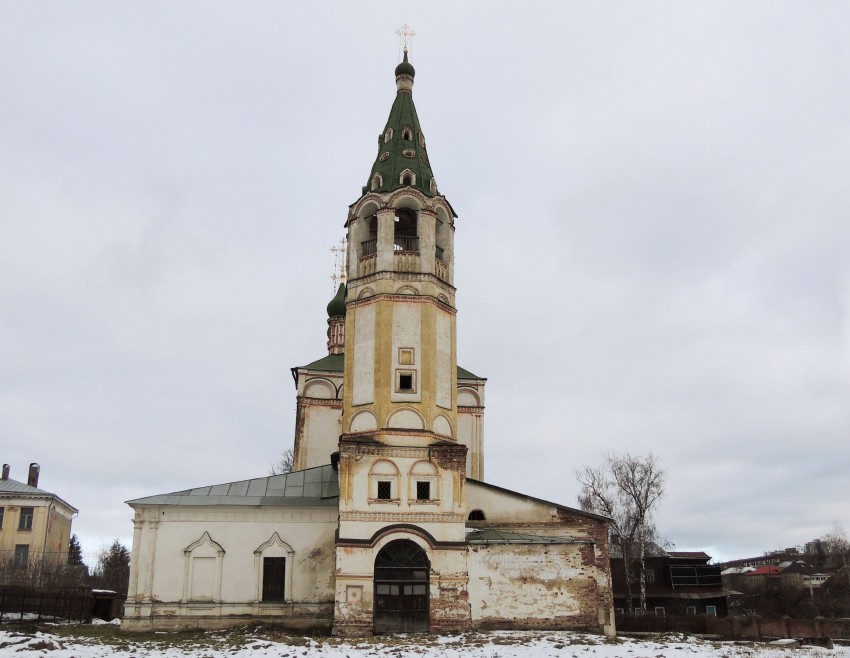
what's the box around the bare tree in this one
[822,523,850,589]
[269,448,294,476]
[576,452,664,614]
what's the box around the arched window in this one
[384,127,394,143]
[393,207,418,252]
[429,178,438,194]
[467,509,486,521]
[402,126,413,141]
[371,173,383,191]
[253,533,295,603]
[369,459,400,502]
[399,169,416,187]
[408,461,438,502]
[419,133,426,148]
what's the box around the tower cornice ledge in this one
[347,291,457,315]
[349,270,456,292]
[339,431,459,448]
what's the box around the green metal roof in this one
[300,353,345,372]
[457,365,484,380]
[126,464,339,507]
[363,55,437,198]
[297,355,481,382]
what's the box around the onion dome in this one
[326,283,346,318]
[394,51,415,79]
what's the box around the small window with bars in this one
[377,481,392,500]
[416,481,430,501]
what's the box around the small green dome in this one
[395,51,415,78]
[327,283,346,318]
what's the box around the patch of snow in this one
[0,628,848,658]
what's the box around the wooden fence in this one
[616,613,850,640]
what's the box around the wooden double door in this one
[373,540,429,633]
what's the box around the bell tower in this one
[333,49,471,636]
[341,50,458,442]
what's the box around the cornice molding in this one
[296,396,342,407]
[347,291,456,315]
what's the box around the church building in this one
[123,49,615,637]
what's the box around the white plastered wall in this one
[127,504,337,612]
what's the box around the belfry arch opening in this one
[373,539,429,633]
[393,208,418,252]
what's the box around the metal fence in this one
[0,586,92,624]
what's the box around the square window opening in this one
[377,481,392,500]
[398,373,414,392]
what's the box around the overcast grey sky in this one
[1,2,848,562]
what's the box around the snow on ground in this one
[0,627,848,658]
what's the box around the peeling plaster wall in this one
[464,480,616,636]
[468,543,602,631]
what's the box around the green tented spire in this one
[363,52,438,198]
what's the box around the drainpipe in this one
[43,500,55,562]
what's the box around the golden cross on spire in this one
[395,24,416,53]
[330,237,347,291]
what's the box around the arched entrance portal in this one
[373,539,429,633]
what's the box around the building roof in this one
[299,353,345,372]
[297,354,483,383]
[126,464,339,508]
[0,477,78,512]
[669,551,712,560]
[457,365,485,381]
[363,53,438,199]
[747,565,781,576]
[779,561,820,575]
[609,542,670,560]
[467,478,611,523]
[466,529,591,545]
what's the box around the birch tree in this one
[576,452,664,613]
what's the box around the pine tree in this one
[93,539,131,594]
[68,534,84,566]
